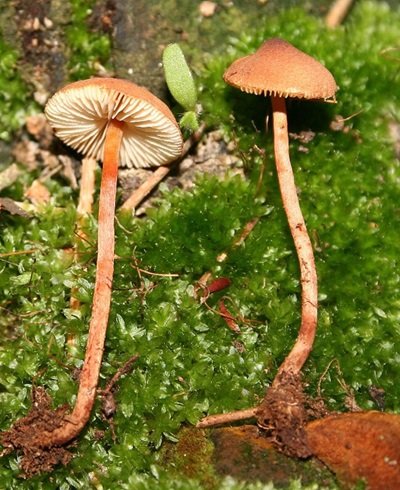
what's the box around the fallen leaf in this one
[0,197,30,217]
[306,411,400,489]
[25,179,51,205]
[0,164,21,192]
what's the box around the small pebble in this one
[199,1,217,18]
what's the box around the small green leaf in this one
[179,111,199,132]
[10,272,36,286]
[162,43,197,112]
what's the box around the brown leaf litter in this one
[306,411,400,489]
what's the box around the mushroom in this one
[30,78,182,448]
[198,39,337,456]
[223,37,337,379]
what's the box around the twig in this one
[325,0,355,28]
[135,268,179,278]
[0,305,45,319]
[197,217,260,287]
[120,124,205,212]
[120,166,171,212]
[131,256,179,278]
[77,157,97,218]
[0,249,37,258]
[317,358,361,412]
[101,354,140,396]
[70,157,97,311]
[217,217,260,263]
[380,46,400,63]
[317,358,338,399]
[98,354,139,440]
[196,407,257,428]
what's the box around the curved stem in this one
[271,96,318,377]
[41,119,124,446]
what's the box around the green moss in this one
[0,35,37,140]
[1,1,399,488]
[0,0,111,141]
[199,0,400,409]
[161,427,217,487]
[66,0,111,80]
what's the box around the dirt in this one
[161,426,217,489]
[0,387,72,478]
[211,425,332,487]
[8,112,243,215]
[0,355,142,477]
[119,129,242,214]
[251,370,328,461]
[255,372,313,458]
[88,0,118,36]
[13,0,67,103]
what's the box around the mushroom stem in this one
[42,119,124,446]
[271,96,318,377]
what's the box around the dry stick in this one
[120,165,170,212]
[99,354,140,434]
[0,249,37,258]
[38,120,124,446]
[325,0,355,28]
[197,407,257,428]
[197,216,260,288]
[70,157,97,312]
[120,124,205,212]
[217,217,260,264]
[101,354,140,398]
[77,157,97,218]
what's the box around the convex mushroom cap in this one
[45,77,183,168]
[224,38,337,102]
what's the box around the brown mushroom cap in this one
[45,78,183,168]
[224,38,337,101]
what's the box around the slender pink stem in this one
[325,0,354,28]
[271,96,318,377]
[39,119,124,446]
